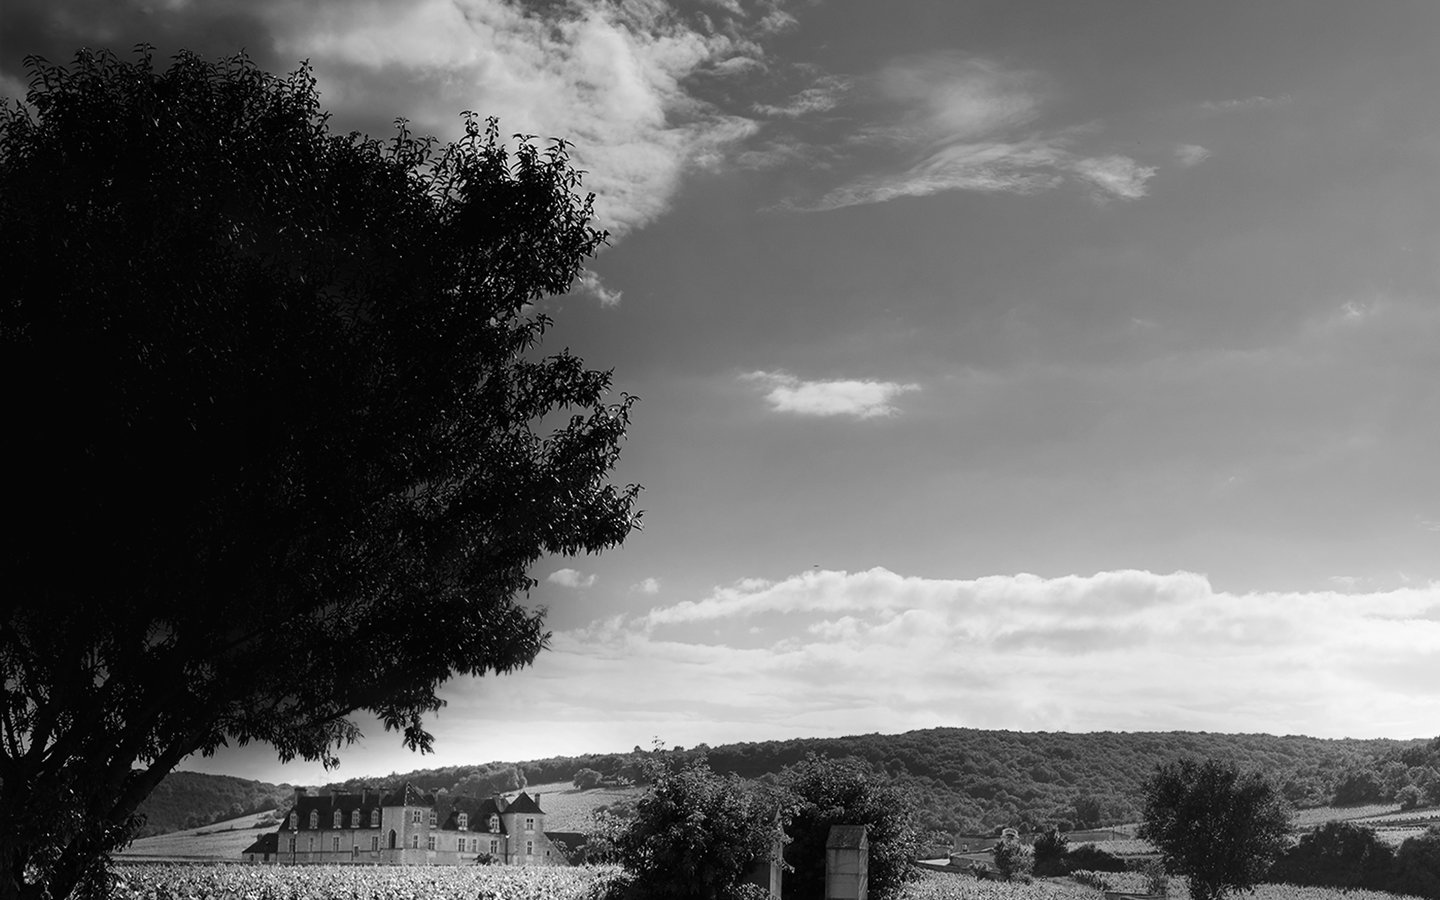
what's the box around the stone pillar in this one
[825,825,868,900]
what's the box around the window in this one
[489,815,500,832]
[524,816,535,832]
[411,809,421,825]
[426,835,435,850]
[410,834,418,849]
[490,839,498,855]
[457,813,468,830]
[333,811,342,829]
[288,812,297,830]
[288,836,296,852]
[428,810,437,828]
[370,809,379,827]
[371,836,379,851]
[332,836,340,852]
[525,840,533,857]
[308,811,318,830]
[350,810,360,828]
[307,837,314,851]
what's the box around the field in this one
[1060,870,1425,900]
[517,780,642,832]
[105,864,1431,900]
[115,812,282,862]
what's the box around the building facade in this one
[255,784,574,866]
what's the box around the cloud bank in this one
[469,567,1440,752]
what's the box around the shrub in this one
[574,768,605,791]
[992,834,1034,881]
[1067,843,1128,873]
[1269,821,1393,890]
[1390,826,1440,900]
[1032,827,1069,876]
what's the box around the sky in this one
[4,0,1438,787]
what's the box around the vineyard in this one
[109,863,626,900]
[107,865,1432,900]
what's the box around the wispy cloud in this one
[1174,143,1212,168]
[743,371,920,418]
[574,269,624,307]
[547,568,597,589]
[772,53,1156,211]
[1201,95,1290,112]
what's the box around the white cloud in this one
[520,567,1440,743]
[632,577,662,595]
[263,0,787,238]
[751,75,849,119]
[547,567,597,589]
[574,269,624,307]
[1174,143,1212,167]
[742,371,920,418]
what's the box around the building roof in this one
[435,795,509,833]
[242,832,279,855]
[503,791,544,815]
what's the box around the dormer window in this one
[333,811,342,828]
[350,810,360,828]
[489,815,500,832]
[288,812,297,830]
[428,810,437,828]
[457,813,468,829]
[308,811,318,830]
[370,809,379,827]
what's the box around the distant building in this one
[249,784,577,866]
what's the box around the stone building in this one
[254,783,575,866]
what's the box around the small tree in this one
[1399,785,1425,811]
[781,755,920,900]
[618,758,785,900]
[1032,826,1068,876]
[992,833,1034,881]
[1139,759,1290,900]
[1389,826,1440,900]
[574,768,606,790]
[1,47,639,900]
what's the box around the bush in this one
[1390,826,1440,900]
[618,758,784,900]
[1032,827,1069,876]
[992,834,1034,881]
[1269,821,1394,890]
[574,768,605,791]
[1067,843,1128,873]
[1400,785,1426,811]
[781,755,920,900]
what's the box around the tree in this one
[1390,826,1440,900]
[1031,826,1068,876]
[1138,759,1291,900]
[574,767,605,790]
[991,833,1034,881]
[1073,795,1104,829]
[617,758,785,900]
[1268,821,1394,890]
[781,755,920,900]
[0,48,639,900]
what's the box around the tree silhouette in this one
[0,47,638,899]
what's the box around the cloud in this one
[742,371,920,418]
[772,53,1155,211]
[520,567,1440,744]
[574,269,623,307]
[751,75,849,119]
[1174,143,1212,167]
[633,577,662,595]
[547,568,597,589]
[1067,154,1157,201]
[0,0,795,241]
[1201,95,1290,112]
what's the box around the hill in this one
[137,730,1436,839]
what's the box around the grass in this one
[116,811,278,861]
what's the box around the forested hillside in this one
[146,730,1437,837]
[133,773,294,837]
